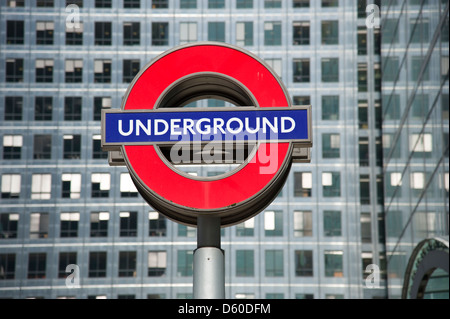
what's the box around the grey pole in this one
[193,215,225,299]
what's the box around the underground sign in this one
[102,42,312,227]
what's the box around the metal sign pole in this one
[193,215,225,299]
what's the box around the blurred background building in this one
[0,0,447,299]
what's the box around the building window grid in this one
[0,1,414,300]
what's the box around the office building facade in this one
[380,0,449,299]
[1,0,392,299]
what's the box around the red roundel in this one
[121,43,293,226]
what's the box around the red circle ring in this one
[121,43,293,226]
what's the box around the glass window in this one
[264,210,282,236]
[60,212,79,237]
[294,172,312,197]
[65,59,83,83]
[93,96,111,121]
[124,0,140,8]
[1,174,21,199]
[66,21,83,45]
[58,252,76,278]
[382,18,399,44]
[383,94,401,120]
[123,59,140,83]
[361,212,372,243]
[152,22,169,46]
[64,97,82,121]
[264,0,281,8]
[0,213,19,239]
[95,0,111,8]
[0,254,16,279]
[321,20,338,44]
[265,250,283,277]
[357,27,367,55]
[410,18,429,43]
[293,0,309,7]
[322,0,338,7]
[90,212,109,237]
[123,22,140,46]
[178,224,196,237]
[293,211,312,237]
[236,218,254,236]
[180,0,196,8]
[63,134,81,159]
[323,210,341,236]
[322,172,341,197]
[3,135,22,160]
[410,133,432,154]
[152,0,168,8]
[7,20,24,44]
[382,56,399,82]
[119,211,137,237]
[321,58,339,82]
[293,96,310,105]
[148,251,167,276]
[94,22,112,46]
[357,0,366,18]
[322,133,340,158]
[5,58,23,82]
[92,135,107,159]
[30,212,49,239]
[324,251,343,277]
[180,22,197,44]
[358,100,368,129]
[359,137,369,166]
[236,250,254,277]
[120,173,138,197]
[149,212,166,237]
[91,173,110,197]
[177,250,193,276]
[208,22,225,42]
[236,22,253,46]
[118,251,137,277]
[411,56,429,81]
[7,0,25,7]
[265,58,282,78]
[358,63,368,92]
[94,60,111,83]
[31,173,51,200]
[89,251,107,277]
[27,253,46,279]
[34,135,52,159]
[209,0,224,8]
[293,21,310,45]
[293,59,310,82]
[35,96,52,121]
[360,174,370,204]
[37,0,53,6]
[5,96,23,121]
[36,21,54,45]
[236,0,252,8]
[295,250,313,276]
[264,21,281,46]
[61,174,81,199]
